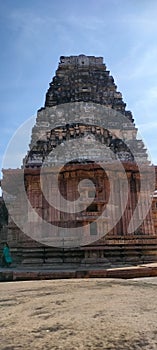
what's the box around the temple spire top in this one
[44,54,133,122]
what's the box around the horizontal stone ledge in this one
[1,264,157,281]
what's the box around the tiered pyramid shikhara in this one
[2,55,157,265]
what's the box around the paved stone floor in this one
[1,262,157,281]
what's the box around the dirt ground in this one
[0,278,157,350]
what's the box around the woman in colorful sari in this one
[1,243,12,267]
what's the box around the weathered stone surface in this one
[1,55,157,266]
[24,101,147,167]
[44,55,128,114]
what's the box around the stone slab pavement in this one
[1,262,157,281]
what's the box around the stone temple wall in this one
[23,101,147,168]
[1,55,157,265]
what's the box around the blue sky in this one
[1,0,157,171]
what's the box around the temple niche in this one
[2,54,157,265]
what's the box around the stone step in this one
[8,240,157,266]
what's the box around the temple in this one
[1,54,157,266]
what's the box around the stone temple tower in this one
[2,55,157,265]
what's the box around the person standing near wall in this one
[1,242,12,267]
